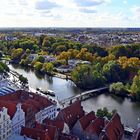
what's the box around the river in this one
[9,64,140,129]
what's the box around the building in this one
[0,101,25,135]
[72,111,97,139]
[72,109,124,140]
[0,74,17,96]
[0,90,57,126]
[85,117,105,140]
[0,107,12,140]
[35,122,79,140]
[43,118,65,133]
[43,118,70,134]
[21,127,50,140]
[11,103,25,134]
[99,113,124,140]
[28,54,38,62]
[35,123,59,140]
[42,55,56,62]
[56,65,73,73]
[57,100,85,130]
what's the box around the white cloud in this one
[0,0,139,27]
[131,6,140,20]
[74,0,110,7]
[79,8,97,13]
[35,0,59,10]
[123,0,127,4]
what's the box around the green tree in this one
[34,62,43,71]
[109,82,127,95]
[36,56,45,63]
[71,64,105,89]
[43,62,54,74]
[96,107,114,120]
[19,75,28,85]
[11,48,23,60]
[131,72,140,100]
[102,60,126,83]
[0,62,9,73]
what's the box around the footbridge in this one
[59,86,109,106]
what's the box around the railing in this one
[59,86,109,105]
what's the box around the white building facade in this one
[11,103,25,135]
[0,107,12,140]
[35,104,57,123]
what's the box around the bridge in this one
[59,86,109,106]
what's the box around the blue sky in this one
[0,0,140,27]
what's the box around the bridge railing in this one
[59,86,109,105]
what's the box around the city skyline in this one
[0,0,140,28]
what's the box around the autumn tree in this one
[43,62,54,74]
[11,48,23,61]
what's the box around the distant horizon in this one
[0,26,140,29]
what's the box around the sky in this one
[0,0,140,27]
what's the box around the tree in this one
[96,107,114,120]
[19,75,28,85]
[0,62,9,73]
[0,51,3,58]
[0,65,4,73]
[34,62,43,71]
[20,58,30,66]
[109,44,140,58]
[36,56,45,63]
[118,56,140,71]
[109,82,127,95]
[43,62,54,74]
[57,51,71,65]
[71,64,106,89]
[102,60,126,83]
[42,36,51,48]
[67,49,79,59]
[83,44,108,57]
[56,45,66,53]
[131,72,140,100]
[11,48,23,60]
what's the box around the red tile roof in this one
[0,90,56,116]
[43,118,64,132]
[57,100,85,129]
[79,111,96,130]
[101,113,124,140]
[21,127,50,140]
[35,123,58,140]
[85,117,105,136]
[0,101,17,119]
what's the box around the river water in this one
[9,64,140,128]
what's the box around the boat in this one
[42,89,55,97]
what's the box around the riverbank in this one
[8,64,140,128]
[8,63,140,102]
